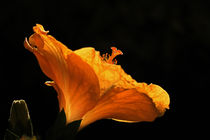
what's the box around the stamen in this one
[101,47,123,64]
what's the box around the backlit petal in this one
[24,24,100,123]
[136,83,170,115]
[74,47,135,95]
[74,47,170,115]
[80,88,160,129]
[24,24,71,82]
[64,53,100,122]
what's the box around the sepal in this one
[45,109,81,140]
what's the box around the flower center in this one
[102,47,123,64]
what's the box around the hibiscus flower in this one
[24,24,170,130]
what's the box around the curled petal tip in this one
[45,81,55,86]
[24,37,35,52]
[33,24,49,34]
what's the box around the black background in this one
[0,0,209,139]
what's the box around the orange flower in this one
[24,24,170,130]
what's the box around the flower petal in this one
[64,53,100,122]
[74,47,170,115]
[24,24,71,82]
[75,47,170,129]
[136,83,170,115]
[74,47,133,95]
[80,87,160,129]
[24,24,100,123]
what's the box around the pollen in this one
[102,47,123,64]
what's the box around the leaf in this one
[45,109,81,140]
[66,120,81,136]
[53,109,67,130]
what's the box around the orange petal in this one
[80,88,160,129]
[24,24,100,123]
[137,83,170,115]
[24,24,71,82]
[74,47,131,95]
[74,47,170,115]
[64,53,100,122]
